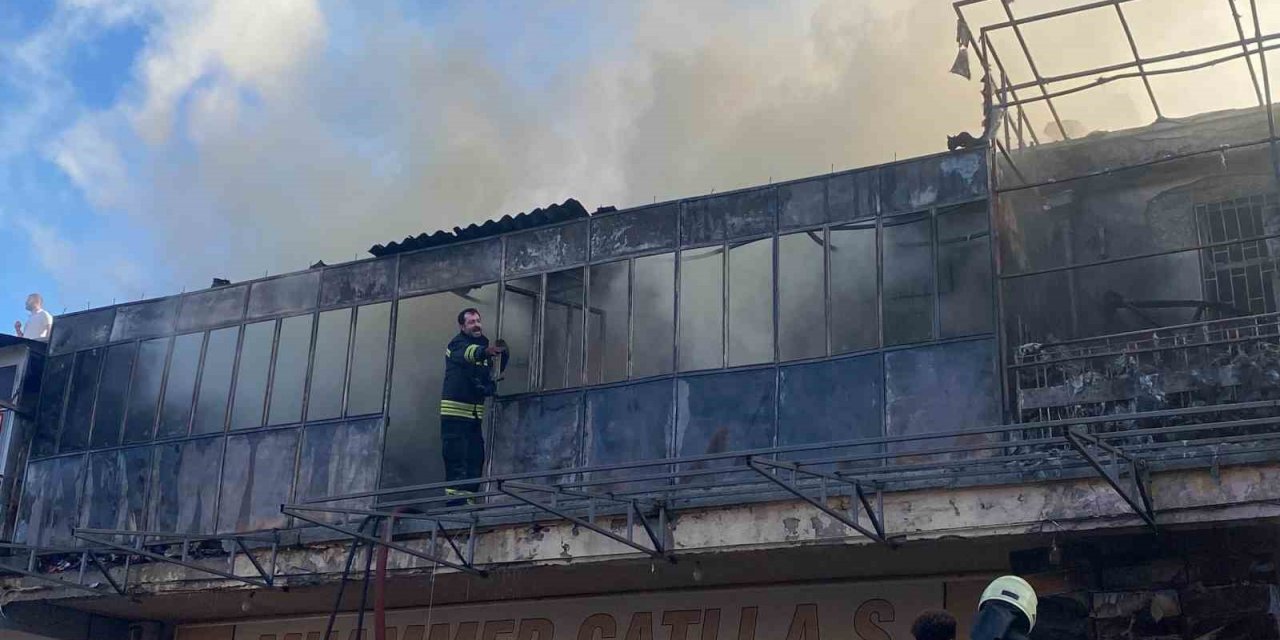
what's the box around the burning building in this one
[2,1,1280,639]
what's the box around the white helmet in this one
[979,575,1038,632]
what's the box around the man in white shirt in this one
[13,293,52,342]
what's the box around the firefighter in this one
[441,307,507,506]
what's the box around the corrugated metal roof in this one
[369,198,594,258]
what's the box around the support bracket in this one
[73,529,280,588]
[498,481,674,561]
[1065,430,1157,530]
[749,458,887,544]
[282,507,486,577]
[0,543,128,597]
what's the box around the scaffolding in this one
[953,0,1280,187]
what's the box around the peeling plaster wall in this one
[8,462,1280,608]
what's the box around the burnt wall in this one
[998,109,1280,348]
[20,149,996,544]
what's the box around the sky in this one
[1,0,1275,320]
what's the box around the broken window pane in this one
[230,321,274,430]
[347,302,390,416]
[938,202,993,337]
[883,213,935,345]
[382,286,498,500]
[543,268,585,390]
[308,308,351,421]
[500,276,541,394]
[779,232,826,361]
[829,223,878,353]
[267,314,314,426]
[632,252,675,378]
[679,246,724,371]
[728,238,774,366]
[157,332,203,439]
[91,343,137,449]
[123,338,169,444]
[192,326,238,435]
[586,260,629,385]
[60,347,103,453]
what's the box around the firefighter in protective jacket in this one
[441,307,507,505]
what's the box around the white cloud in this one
[46,0,987,294]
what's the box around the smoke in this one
[54,0,980,297]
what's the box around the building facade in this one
[9,0,1280,627]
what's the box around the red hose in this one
[375,509,403,640]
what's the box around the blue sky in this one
[0,0,984,325]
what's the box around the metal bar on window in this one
[997,0,1068,140]
[1112,2,1161,120]
[1250,0,1280,190]
[1228,0,1266,107]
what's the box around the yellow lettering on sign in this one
[853,599,894,640]
[517,619,554,640]
[736,607,758,640]
[625,612,654,640]
[482,620,516,640]
[578,614,618,640]
[784,605,819,640]
[431,622,479,640]
[661,610,701,640]
[700,609,720,640]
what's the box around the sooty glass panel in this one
[82,447,150,536]
[230,320,274,430]
[778,356,883,467]
[779,178,826,230]
[308,308,351,421]
[676,369,776,485]
[489,392,582,484]
[123,338,169,444]
[218,429,299,533]
[149,437,222,534]
[32,354,71,458]
[59,348,103,453]
[586,260,629,384]
[90,342,137,448]
[347,302,391,416]
[297,418,381,520]
[584,379,674,489]
[543,269,585,390]
[679,247,724,372]
[267,314,313,426]
[779,232,826,361]
[632,252,675,378]
[157,333,203,439]
[829,223,879,353]
[728,238,774,366]
[192,326,238,435]
[883,214,935,345]
[884,338,999,464]
[15,455,83,546]
[937,202,993,338]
